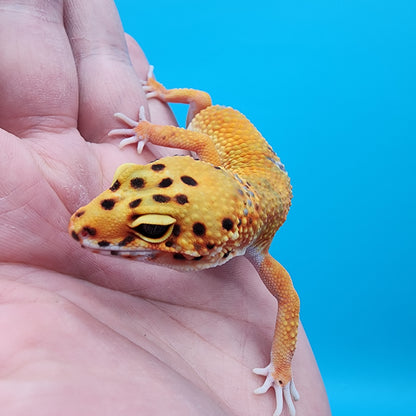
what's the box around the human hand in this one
[0,1,330,414]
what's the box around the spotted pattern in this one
[118,235,135,246]
[159,178,173,188]
[222,218,234,231]
[131,177,145,188]
[69,152,289,271]
[82,226,96,236]
[110,180,121,191]
[192,222,206,236]
[153,194,170,203]
[151,163,166,171]
[175,194,188,205]
[129,199,142,208]
[101,199,116,210]
[181,175,198,186]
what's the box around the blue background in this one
[114,1,415,414]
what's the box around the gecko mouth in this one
[80,240,157,259]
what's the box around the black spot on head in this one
[223,251,231,258]
[222,218,234,231]
[165,240,173,247]
[71,231,80,241]
[158,178,173,188]
[110,251,119,256]
[153,194,171,203]
[193,222,206,236]
[181,175,198,186]
[173,253,186,260]
[110,180,120,191]
[98,240,110,247]
[172,224,181,236]
[82,226,96,236]
[151,163,166,171]
[130,177,145,189]
[193,256,203,261]
[75,210,85,218]
[214,166,222,170]
[129,199,142,208]
[101,199,116,210]
[206,243,215,250]
[118,235,135,246]
[175,194,189,205]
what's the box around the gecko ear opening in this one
[130,214,176,243]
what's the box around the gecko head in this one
[68,156,259,269]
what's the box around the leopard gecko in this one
[68,68,300,416]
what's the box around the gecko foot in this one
[140,65,168,100]
[108,107,149,153]
[253,363,299,416]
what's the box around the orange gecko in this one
[68,68,300,416]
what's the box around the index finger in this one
[0,0,78,137]
[64,0,147,143]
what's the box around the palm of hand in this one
[0,3,281,415]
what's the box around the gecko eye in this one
[130,214,176,243]
[134,223,171,240]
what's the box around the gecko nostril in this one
[82,226,97,236]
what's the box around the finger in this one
[64,0,147,143]
[0,0,78,137]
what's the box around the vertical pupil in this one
[134,223,170,239]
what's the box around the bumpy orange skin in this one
[69,78,300,415]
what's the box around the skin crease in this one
[0,0,331,415]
